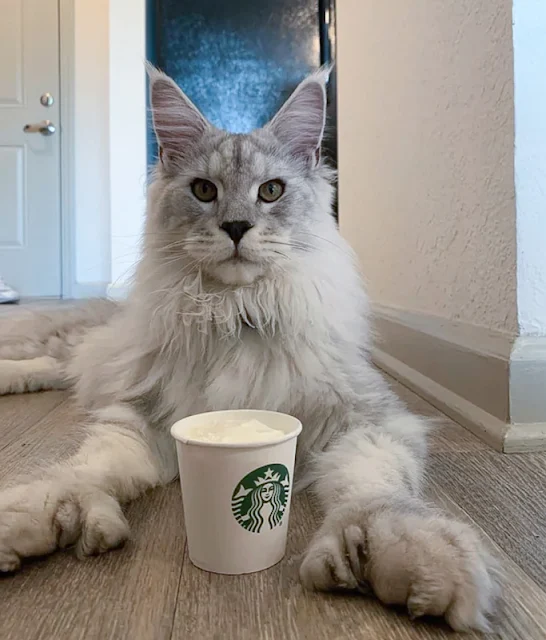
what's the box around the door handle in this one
[23,120,56,136]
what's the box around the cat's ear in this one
[147,63,210,164]
[266,68,329,168]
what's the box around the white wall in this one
[514,0,546,336]
[337,0,518,335]
[72,0,111,292]
[70,0,146,297]
[108,0,147,292]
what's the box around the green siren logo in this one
[231,464,290,533]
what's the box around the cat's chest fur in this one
[165,324,335,422]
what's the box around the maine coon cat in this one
[0,67,500,631]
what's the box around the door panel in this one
[0,146,24,245]
[0,0,61,297]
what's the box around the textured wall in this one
[337,0,517,334]
[514,0,546,335]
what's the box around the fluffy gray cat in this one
[0,67,500,631]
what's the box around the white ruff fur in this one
[0,67,501,631]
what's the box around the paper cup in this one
[171,410,302,575]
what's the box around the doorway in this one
[146,0,337,215]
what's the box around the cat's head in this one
[147,66,335,287]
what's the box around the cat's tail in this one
[0,298,119,395]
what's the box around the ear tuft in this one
[266,68,329,168]
[147,63,210,163]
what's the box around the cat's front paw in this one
[300,501,502,632]
[0,479,130,572]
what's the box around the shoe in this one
[0,278,20,304]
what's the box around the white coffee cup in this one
[171,409,302,575]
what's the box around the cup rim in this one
[170,409,302,449]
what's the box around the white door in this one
[0,0,61,297]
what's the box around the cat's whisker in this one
[155,239,210,253]
[262,239,313,253]
[301,232,355,258]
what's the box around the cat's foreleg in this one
[300,410,501,632]
[0,357,67,395]
[0,404,177,572]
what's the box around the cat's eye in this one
[191,179,218,203]
[258,180,284,203]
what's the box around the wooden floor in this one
[1,380,546,639]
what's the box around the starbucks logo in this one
[231,464,290,533]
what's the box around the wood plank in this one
[0,395,83,485]
[1,387,546,640]
[428,450,546,592]
[172,492,317,640]
[0,390,68,453]
[173,492,467,640]
[0,391,185,640]
[0,484,185,640]
[425,479,546,640]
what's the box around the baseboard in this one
[373,348,509,451]
[372,304,546,453]
[510,337,546,424]
[503,422,546,453]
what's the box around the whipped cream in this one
[186,418,285,444]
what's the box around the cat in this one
[0,66,500,631]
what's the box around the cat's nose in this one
[220,221,253,245]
